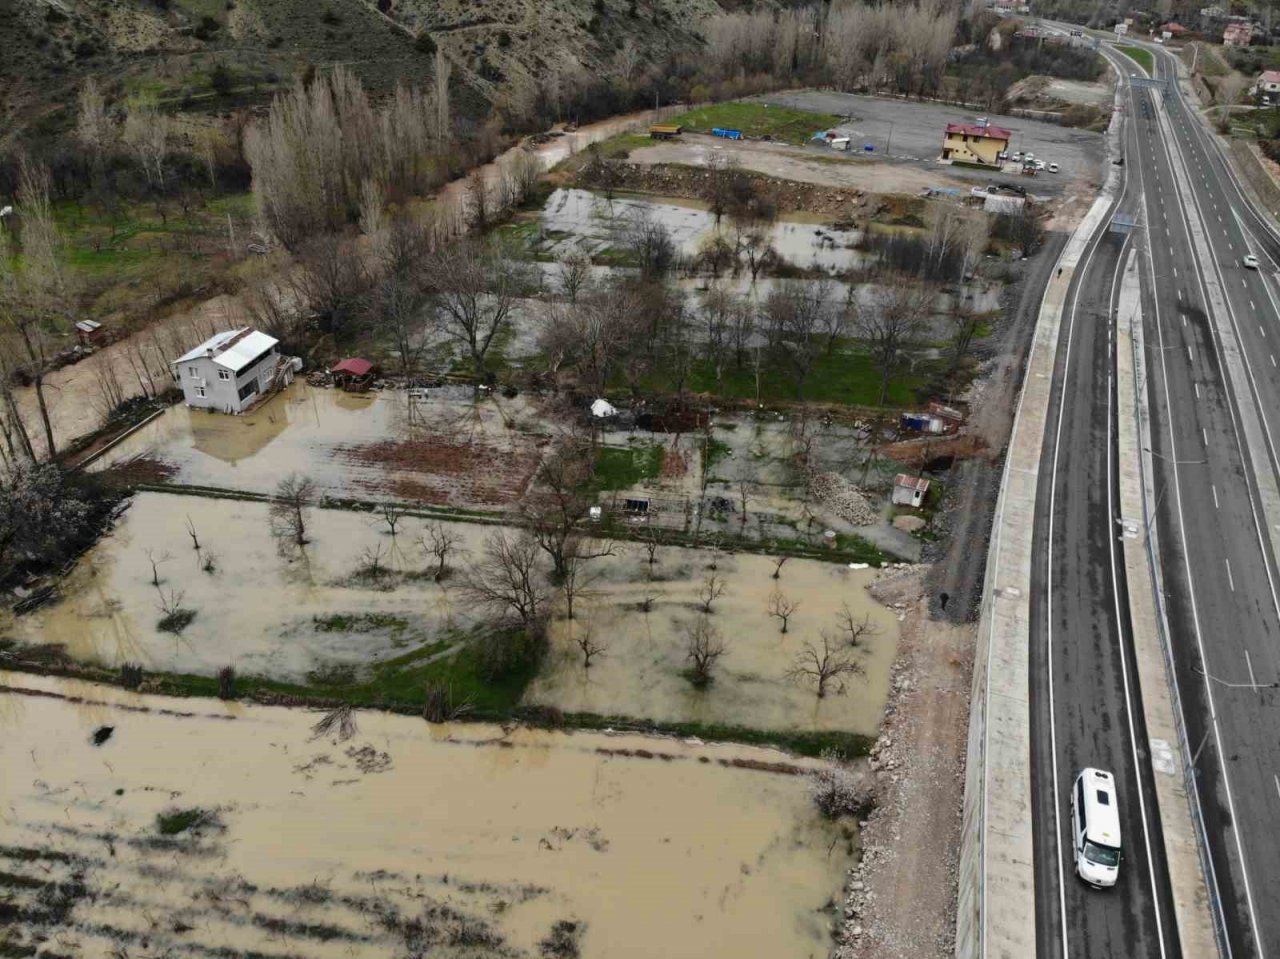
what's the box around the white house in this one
[1254,69,1280,98]
[172,328,295,413]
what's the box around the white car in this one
[1035,159,1046,170]
[1244,253,1260,269]
[1048,162,1060,173]
[1071,768,1122,889]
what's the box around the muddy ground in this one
[0,672,853,959]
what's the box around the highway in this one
[1029,33,1280,959]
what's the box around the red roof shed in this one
[331,358,374,377]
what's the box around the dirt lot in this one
[0,672,853,959]
[759,91,1106,195]
[625,135,973,197]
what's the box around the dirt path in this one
[837,568,974,959]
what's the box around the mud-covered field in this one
[0,674,853,959]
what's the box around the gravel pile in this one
[809,471,877,527]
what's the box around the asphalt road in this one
[1136,44,1280,958]
[1028,57,1179,959]
[1030,31,1280,959]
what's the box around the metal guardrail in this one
[1129,308,1233,957]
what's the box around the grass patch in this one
[669,101,844,145]
[590,132,653,159]
[594,444,665,491]
[156,807,213,835]
[1117,45,1153,76]
[644,344,918,408]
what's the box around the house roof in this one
[331,357,375,377]
[894,474,931,493]
[1260,69,1280,83]
[1162,21,1187,32]
[173,328,279,372]
[945,122,1012,141]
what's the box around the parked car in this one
[1244,253,1260,269]
[1048,162,1060,173]
[1035,159,1046,170]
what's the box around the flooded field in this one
[0,673,852,959]
[530,552,898,736]
[93,382,548,507]
[2,492,494,681]
[4,491,897,733]
[539,188,869,273]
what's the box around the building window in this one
[194,386,206,398]
[188,366,199,378]
[218,369,231,381]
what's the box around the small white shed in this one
[892,474,931,508]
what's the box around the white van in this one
[1071,767,1122,888]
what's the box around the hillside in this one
[0,0,724,138]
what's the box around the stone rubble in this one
[809,471,878,527]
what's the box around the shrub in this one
[808,754,874,819]
[156,807,216,835]
[415,31,436,54]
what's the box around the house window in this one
[188,366,199,378]
[218,369,231,381]
[194,386,206,398]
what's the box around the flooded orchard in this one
[3,491,898,735]
[0,674,853,959]
[530,553,897,736]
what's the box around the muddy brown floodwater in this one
[0,673,852,959]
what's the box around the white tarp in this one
[591,398,618,418]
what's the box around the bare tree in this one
[786,631,865,698]
[521,435,609,580]
[641,525,663,566]
[270,474,316,547]
[836,603,880,648]
[421,521,464,581]
[184,516,201,551]
[465,168,489,231]
[123,93,170,189]
[365,273,433,376]
[76,78,114,184]
[573,622,608,669]
[424,238,533,380]
[156,586,195,634]
[949,306,984,372]
[765,279,832,399]
[144,548,170,587]
[380,503,406,536]
[858,285,931,406]
[559,535,612,620]
[555,248,593,305]
[291,233,370,338]
[770,555,789,579]
[699,571,727,614]
[767,587,800,633]
[460,529,551,630]
[684,614,728,688]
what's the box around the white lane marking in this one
[1174,266,1179,278]
[1274,774,1280,801]
[1204,427,1209,447]
[1188,345,1194,362]
[1263,326,1269,339]
[1244,278,1250,289]
[1273,354,1277,367]
[1227,558,1236,591]
[1213,484,1220,509]
[1246,648,1257,686]
[1252,300,1257,310]
[1195,383,1202,399]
